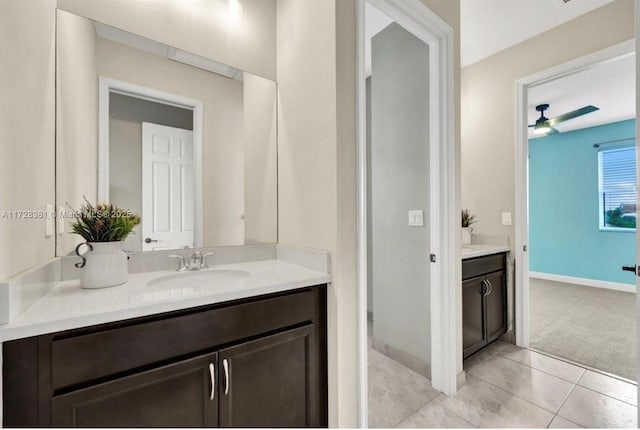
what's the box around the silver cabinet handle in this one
[208,363,215,400]
[480,279,488,295]
[223,358,230,395]
[486,279,493,296]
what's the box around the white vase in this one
[75,241,128,289]
[461,227,472,245]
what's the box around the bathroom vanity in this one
[1,259,330,427]
[461,246,509,359]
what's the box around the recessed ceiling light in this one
[228,0,243,21]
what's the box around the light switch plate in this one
[45,204,54,237]
[501,212,512,226]
[408,210,424,227]
[58,206,65,234]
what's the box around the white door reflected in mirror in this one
[141,122,195,251]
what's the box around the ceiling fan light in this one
[534,122,552,135]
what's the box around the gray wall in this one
[371,23,431,375]
[109,93,193,251]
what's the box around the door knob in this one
[621,265,637,275]
[145,238,159,244]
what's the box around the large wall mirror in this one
[56,10,277,255]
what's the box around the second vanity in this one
[461,244,509,359]
[1,257,330,427]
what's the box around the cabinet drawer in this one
[462,253,506,280]
[51,290,315,390]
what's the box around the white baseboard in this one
[529,271,635,293]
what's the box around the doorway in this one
[98,77,204,251]
[516,41,637,381]
[356,0,456,427]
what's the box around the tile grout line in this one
[495,347,638,409]
[367,352,441,428]
[393,394,479,429]
[369,349,478,428]
[495,350,587,385]
[551,381,580,427]
[576,383,639,408]
[475,345,637,426]
[528,346,637,386]
[391,394,441,428]
[434,400,478,428]
[467,370,567,416]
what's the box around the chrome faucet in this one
[169,254,187,271]
[169,251,214,271]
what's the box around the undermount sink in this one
[146,269,250,290]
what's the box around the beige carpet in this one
[530,278,637,380]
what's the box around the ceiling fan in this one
[529,103,600,135]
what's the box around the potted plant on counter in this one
[70,199,140,289]
[461,209,476,246]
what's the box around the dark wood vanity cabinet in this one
[3,286,328,428]
[218,325,316,427]
[51,352,220,427]
[462,253,507,359]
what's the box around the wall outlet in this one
[45,204,54,237]
[501,212,512,226]
[408,210,424,227]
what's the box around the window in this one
[599,146,637,230]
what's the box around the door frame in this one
[513,39,635,347]
[355,0,457,425]
[636,2,640,423]
[98,76,204,247]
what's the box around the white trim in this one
[98,76,204,247]
[514,39,635,348]
[355,0,368,426]
[600,227,637,232]
[530,271,635,293]
[356,0,457,424]
[635,2,640,423]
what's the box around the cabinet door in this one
[218,325,317,427]
[462,275,486,358]
[485,270,507,343]
[52,352,218,427]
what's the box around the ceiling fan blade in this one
[548,105,599,126]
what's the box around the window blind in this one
[601,147,637,212]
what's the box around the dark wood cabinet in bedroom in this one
[3,286,328,428]
[462,253,508,359]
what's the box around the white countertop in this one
[0,260,331,342]
[461,244,510,260]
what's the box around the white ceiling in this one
[461,0,615,67]
[366,1,634,136]
[528,53,635,137]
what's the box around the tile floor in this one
[368,340,638,428]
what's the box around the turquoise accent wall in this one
[529,119,636,285]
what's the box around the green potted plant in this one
[461,209,476,245]
[70,199,140,289]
